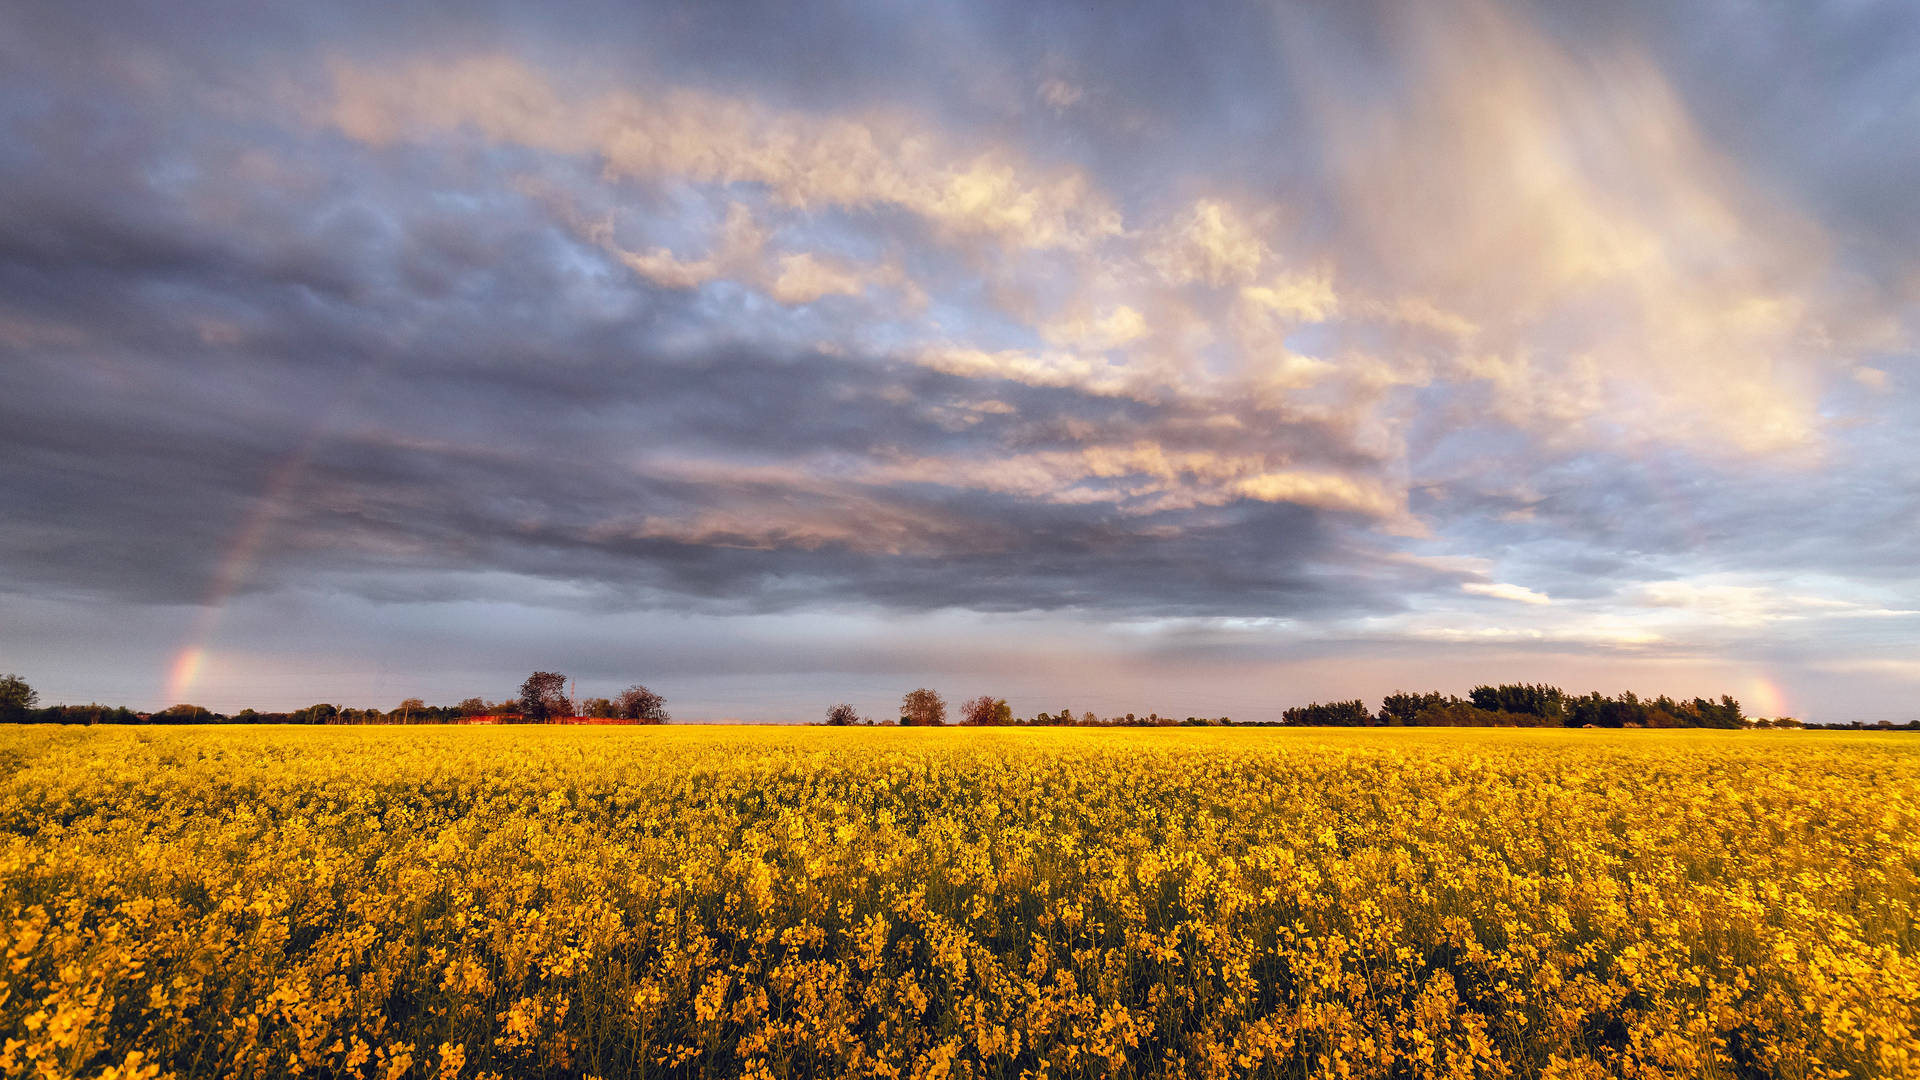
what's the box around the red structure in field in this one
[458,715,639,725]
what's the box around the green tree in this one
[1469,683,1566,723]
[1281,700,1372,726]
[900,688,946,726]
[1379,690,1453,726]
[0,674,37,723]
[959,695,1010,725]
[1707,695,1744,728]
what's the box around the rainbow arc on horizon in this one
[161,425,333,706]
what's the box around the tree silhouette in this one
[0,674,36,723]
[519,671,569,722]
[616,684,670,723]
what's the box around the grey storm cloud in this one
[2,0,1918,717]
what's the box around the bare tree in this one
[900,688,946,726]
[825,703,860,726]
[617,684,670,723]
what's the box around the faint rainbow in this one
[1745,674,1789,721]
[161,421,333,706]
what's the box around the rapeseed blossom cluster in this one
[0,725,1914,1078]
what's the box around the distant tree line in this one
[6,670,1916,730]
[809,683,1906,730]
[819,689,1235,727]
[0,672,667,725]
[1287,684,1752,728]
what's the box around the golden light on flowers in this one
[1,725,1916,1079]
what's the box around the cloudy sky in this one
[3,1,1917,722]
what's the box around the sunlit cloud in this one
[1462,582,1551,606]
[1852,366,1891,391]
[1239,273,1339,324]
[520,186,918,308]
[1407,622,1663,648]
[329,55,1125,251]
[1633,580,1920,628]
[1146,199,1270,287]
[1297,0,1873,454]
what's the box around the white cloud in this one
[1240,272,1338,323]
[1462,581,1552,605]
[1041,305,1148,350]
[1038,78,1083,111]
[1852,366,1890,391]
[1633,579,1920,627]
[914,346,1146,399]
[769,253,871,305]
[856,443,1407,521]
[1146,199,1268,287]
[1407,620,1661,647]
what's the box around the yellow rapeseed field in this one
[1,725,1915,1080]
